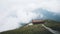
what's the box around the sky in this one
[0,0,60,32]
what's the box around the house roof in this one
[32,20,44,22]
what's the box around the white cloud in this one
[0,0,60,32]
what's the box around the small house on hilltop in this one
[32,20,45,24]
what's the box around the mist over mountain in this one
[33,8,60,22]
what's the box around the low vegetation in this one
[0,24,52,34]
[44,20,60,32]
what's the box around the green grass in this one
[44,20,60,32]
[0,24,52,34]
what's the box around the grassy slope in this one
[0,24,52,34]
[0,19,60,34]
[44,20,60,32]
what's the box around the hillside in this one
[0,24,53,34]
[44,20,60,32]
[0,20,60,34]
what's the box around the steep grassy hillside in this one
[0,24,52,34]
[44,20,60,32]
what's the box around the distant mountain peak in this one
[33,8,60,22]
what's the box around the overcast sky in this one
[0,0,60,32]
